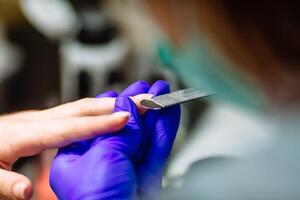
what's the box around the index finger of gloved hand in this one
[142,80,171,126]
[144,80,171,118]
[120,80,151,114]
[135,80,172,163]
[120,80,150,96]
[147,80,171,96]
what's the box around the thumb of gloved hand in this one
[0,168,32,200]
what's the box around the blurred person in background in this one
[48,0,300,200]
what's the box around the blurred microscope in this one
[21,0,129,102]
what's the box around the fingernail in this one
[112,111,131,118]
[134,93,153,100]
[13,182,31,199]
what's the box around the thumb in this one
[90,97,141,156]
[113,97,141,138]
[0,169,33,200]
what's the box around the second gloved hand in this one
[119,81,181,199]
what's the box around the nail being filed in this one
[141,88,211,110]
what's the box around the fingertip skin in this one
[110,112,131,132]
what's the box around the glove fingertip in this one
[153,80,169,86]
[96,90,119,98]
[134,80,150,87]
[120,80,151,96]
[149,80,170,96]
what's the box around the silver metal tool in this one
[141,88,210,110]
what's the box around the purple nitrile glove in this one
[50,95,141,200]
[50,80,181,199]
[105,80,180,198]
[120,81,181,199]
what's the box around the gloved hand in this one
[119,81,181,199]
[50,81,181,200]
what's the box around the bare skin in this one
[0,94,151,200]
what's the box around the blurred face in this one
[142,0,199,45]
[141,1,267,110]
[142,0,300,108]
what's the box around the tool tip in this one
[140,99,163,110]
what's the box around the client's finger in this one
[11,112,130,159]
[40,97,117,119]
[0,169,33,200]
[3,95,149,122]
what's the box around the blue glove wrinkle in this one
[58,140,91,156]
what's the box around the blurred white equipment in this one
[20,0,78,39]
[0,22,22,84]
[60,37,128,101]
[20,0,130,101]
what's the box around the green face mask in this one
[156,37,267,111]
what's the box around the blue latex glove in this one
[50,81,181,199]
[119,81,181,198]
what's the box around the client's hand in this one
[0,94,148,200]
[50,81,181,200]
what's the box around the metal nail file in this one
[141,88,211,110]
